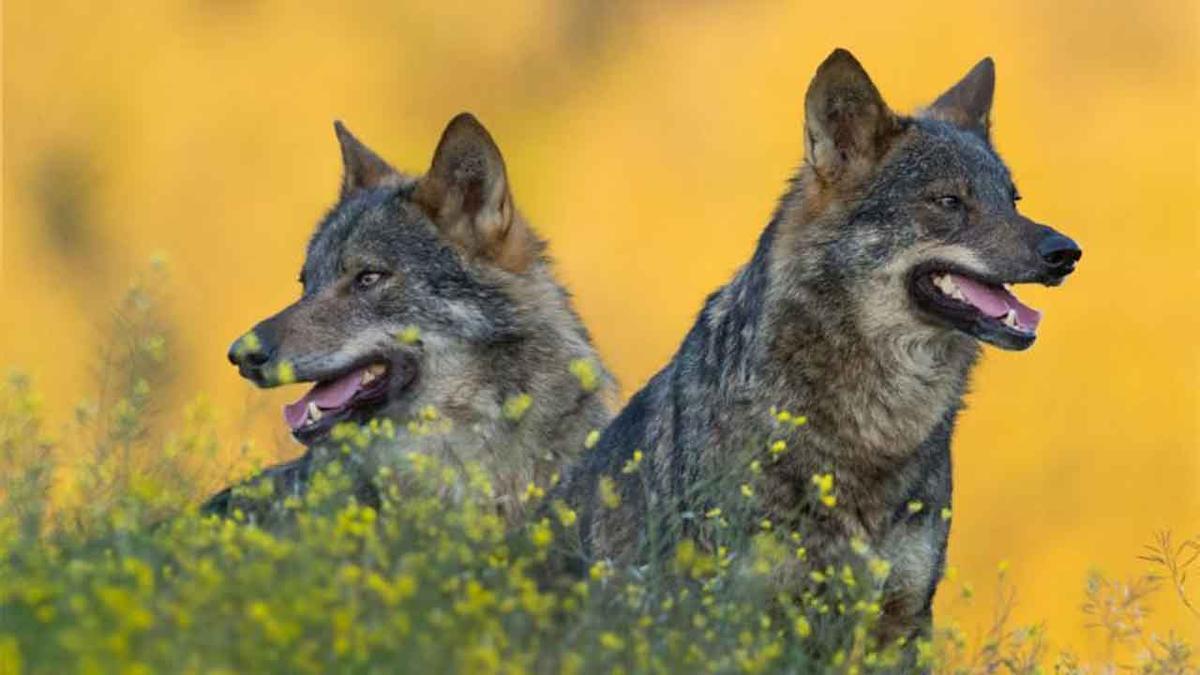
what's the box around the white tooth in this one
[1003,309,1019,328]
[361,370,376,385]
[934,274,965,301]
[307,401,323,423]
[368,363,386,376]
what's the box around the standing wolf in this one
[206,113,615,522]
[561,50,1081,643]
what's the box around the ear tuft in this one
[924,58,995,138]
[414,113,538,273]
[803,49,901,184]
[334,121,401,199]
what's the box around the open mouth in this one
[910,265,1043,350]
[282,361,403,444]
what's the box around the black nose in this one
[227,333,272,368]
[1037,233,1082,276]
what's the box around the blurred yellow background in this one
[3,0,1197,651]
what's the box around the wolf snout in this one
[227,329,278,383]
[1036,231,1082,279]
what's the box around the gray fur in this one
[207,113,616,524]
[559,50,1080,644]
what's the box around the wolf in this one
[205,113,616,523]
[559,50,1081,645]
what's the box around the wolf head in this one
[227,113,613,451]
[788,49,1081,351]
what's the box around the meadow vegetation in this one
[0,265,1194,674]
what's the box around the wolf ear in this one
[413,113,537,273]
[334,121,401,199]
[803,49,902,184]
[925,57,995,139]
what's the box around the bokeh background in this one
[3,0,1197,651]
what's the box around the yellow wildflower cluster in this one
[0,342,1193,675]
[811,472,837,508]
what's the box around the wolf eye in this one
[934,195,963,211]
[355,271,384,289]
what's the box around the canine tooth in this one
[368,363,386,376]
[307,401,322,423]
[1002,309,1019,329]
[361,370,376,385]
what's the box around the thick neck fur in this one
[400,257,615,518]
[696,178,979,471]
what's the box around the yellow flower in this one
[599,476,621,509]
[233,331,261,357]
[907,500,924,514]
[589,561,612,581]
[396,325,421,345]
[599,632,625,651]
[811,473,834,493]
[811,473,836,508]
[554,501,577,528]
[503,393,533,421]
[621,449,644,474]
[569,358,599,392]
[529,518,553,549]
[274,360,296,385]
[521,482,545,503]
[869,557,892,582]
[772,407,806,426]
[940,507,952,521]
[740,483,754,498]
[674,539,697,571]
[584,429,601,449]
[793,616,812,638]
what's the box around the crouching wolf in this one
[204,113,615,523]
[560,50,1081,645]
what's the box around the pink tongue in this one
[949,274,1042,332]
[282,367,367,430]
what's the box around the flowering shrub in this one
[0,267,1194,674]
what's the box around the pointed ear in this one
[334,121,401,199]
[413,113,537,273]
[803,49,902,184]
[924,57,995,139]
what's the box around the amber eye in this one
[934,195,963,211]
[355,271,384,289]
